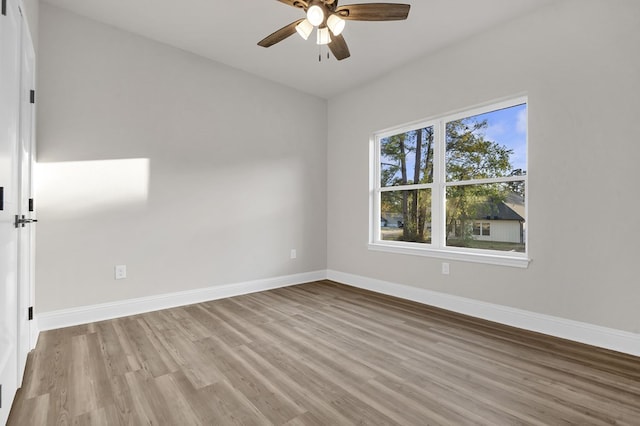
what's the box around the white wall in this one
[36,4,327,312]
[328,0,640,334]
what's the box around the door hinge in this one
[2,0,7,16]
[0,187,4,210]
[29,198,34,212]
[30,90,35,104]
[28,306,34,321]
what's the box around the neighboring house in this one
[381,213,404,228]
[384,193,524,244]
[472,192,525,244]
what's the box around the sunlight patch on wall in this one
[36,158,150,217]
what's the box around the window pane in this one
[446,183,525,252]
[380,126,434,187]
[446,104,526,182]
[381,189,432,243]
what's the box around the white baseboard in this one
[37,270,327,331]
[35,269,639,357]
[327,270,640,357]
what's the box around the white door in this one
[0,0,22,423]
[17,16,36,383]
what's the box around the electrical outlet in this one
[290,249,297,259]
[115,265,127,280]
[442,262,450,275]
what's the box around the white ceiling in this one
[42,0,558,99]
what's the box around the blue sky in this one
[471,103,527,172]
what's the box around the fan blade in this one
[258,19,305,48]
[329,34,351,60]
[277,0,308,9]
[335,3,410,21]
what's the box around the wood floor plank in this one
[123,369,167,424]
[189,303,258,347]
[94,321,137,378]
[428,341,640,423]
[108,320,143,373]
[236,345,357,426]
[197,338,305,424]
[71,404,123,426]
[154,373,204,426]
[197,379,273,425]
[119,317,174,378]
[9,280,640,425]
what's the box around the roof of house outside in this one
[475,192,525,221]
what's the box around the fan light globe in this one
[327,14,345,36]
[296,19,313,40]
[307,5,324,26]
[316,27,331,45]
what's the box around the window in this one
[473,222,490,236]
[371,97,528,267]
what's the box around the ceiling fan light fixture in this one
[327,14,345,36]
[307,5,325,27]
[258,2,410,61]
[295,19,313,40]
[316,27,331,45]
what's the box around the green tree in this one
[508,168,526,197]
[445,119,513,245]
[380,127,433,242]
[445,119,512,181]
[381,115,524,248]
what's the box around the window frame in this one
[369,97,530,268]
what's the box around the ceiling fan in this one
[258,0,411,61]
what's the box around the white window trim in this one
[369,96,530,268]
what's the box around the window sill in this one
[368,242,530,268]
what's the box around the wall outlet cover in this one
[115,265,127,280]
[442,262,450,275]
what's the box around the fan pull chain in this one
[318,46,330,62]
[318,39,330,62]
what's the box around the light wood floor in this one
[8,281,640,425]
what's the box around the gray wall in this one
[36,4,327,312]
[327,0,640,333]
